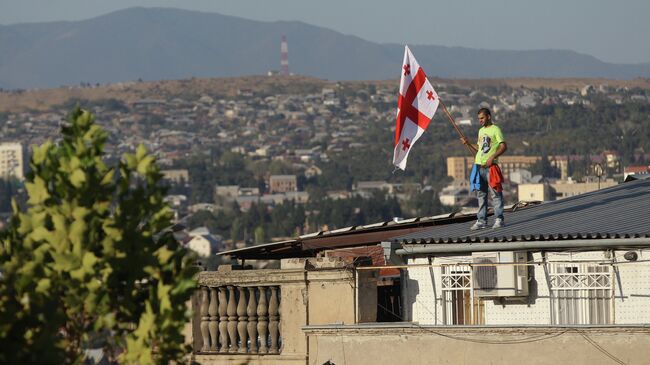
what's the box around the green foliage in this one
[253,226,266,244]
[57,98,130,113]
[0,108,196,364]
[187,190,416,245]
[529,154,560,178]
[404,189,445,217]
[503,102,650,163]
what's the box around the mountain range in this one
[1,7,649,89]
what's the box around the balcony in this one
[190,257,376,365]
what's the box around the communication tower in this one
[281,35,289,76]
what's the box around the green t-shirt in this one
[474,124,505,165]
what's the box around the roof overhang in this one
[217,212,479,260]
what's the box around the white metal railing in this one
[549,263,613,325]
[441,265,484,325]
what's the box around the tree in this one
[253,225,266,244]
[0,177,22,212]
[410,189,444,217]
[530,154,560,178]
[0,108,196,364]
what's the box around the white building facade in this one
[0,142,24,180]
[405,249,649,325]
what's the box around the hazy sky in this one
[1,0,648,64]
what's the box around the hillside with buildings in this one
[1,75,649,248]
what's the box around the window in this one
[549,263,613,324]
[441,265,484,325]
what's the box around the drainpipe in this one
[395,237,650,256]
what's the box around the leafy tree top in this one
[0,107,196,364]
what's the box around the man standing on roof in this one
[461,108,507,230]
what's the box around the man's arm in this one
[486,142,507,166]
[460,137,478,154]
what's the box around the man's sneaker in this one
[492,218,505,229]
[470,221,488,231]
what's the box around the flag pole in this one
[438,99,474,154]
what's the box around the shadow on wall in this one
[403,273,420,322]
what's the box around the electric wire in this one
[375,301,567,345]
[571,328,627,365]
[375,302,627,364]
[370,265,629,364]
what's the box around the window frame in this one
[441,264,485,325]
[548,262,614,325]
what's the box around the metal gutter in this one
[395,237,650,256]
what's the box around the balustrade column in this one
[268,286,280,354]
[247,287,258,353]
[257,286,269,354]
[237,287,249,353]
[227,286,238,352]
[208,287,219,351]
[218,287,229,352]
[278,291,282,350]
[199,287,210,352]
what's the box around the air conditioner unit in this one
[472,251,528,297]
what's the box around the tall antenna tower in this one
[281,35,289,76]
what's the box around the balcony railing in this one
[197,285,280,354]
[190,258,373,364]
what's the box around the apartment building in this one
[0,142,24,180]
[447,155,567,181]
[269,175,297,193]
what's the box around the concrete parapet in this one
[303,324,650,365]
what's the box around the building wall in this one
[214,185,239,201]
[551,179,618,199]
[406,250,650,325]
[269,175,297,193]
[439,193,459,206]
[305,325,650,365]
[0,142,24,180]
[187,236,212,257]
[447,156,471,182]
[498,156,541,180]
[447,155,570,181]
[162,169,189,184]
[518,183,553,202]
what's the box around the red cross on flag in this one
[392,45,440,170]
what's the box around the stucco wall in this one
[305,325,650,365]
[407,249,650,325]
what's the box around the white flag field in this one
[392,46,440,170]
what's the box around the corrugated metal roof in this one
[219,212,481,259]
[395,179,650,244]
[219,179,650,259]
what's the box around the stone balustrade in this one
[197,284,281,354]
[190,258,375,364]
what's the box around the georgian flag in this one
[392,46,440,170]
